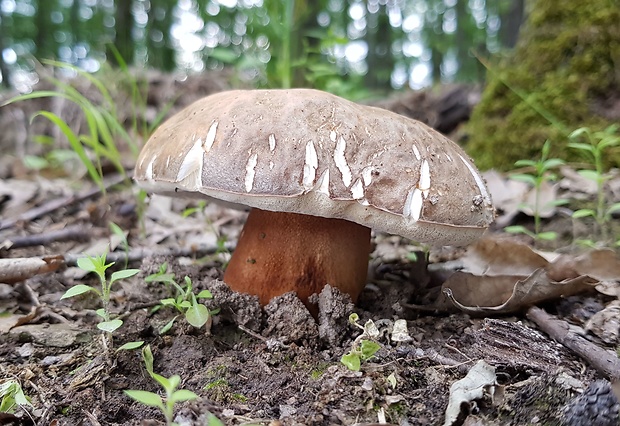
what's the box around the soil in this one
[0,185,612,426]
[0,74,618,426]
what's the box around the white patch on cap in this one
[446,153,452,162]
[334,136,352,187]
[419,159,430,198]
[303,140,318,190]
[269,161,274,170]
[330,130,337,142]
[350,178,364,199]
[145,157,155,181]
[314,169,330,195]
[268,134,276,151]
[177,139,204,189]
[165,156,170,169]
[202,122,218,152]
[403,188,423,221]
[412,144,421,161]
[458,154,490,202]
[244,153,258,193]
[361,166,374,186]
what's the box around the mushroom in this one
[134,89,494,310]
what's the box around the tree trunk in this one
[364,2,394,93]
[34,0,56,59]
[147,0,175,71]
[0,9,10,88]
[109,0,135,66]
[499,0,525,48]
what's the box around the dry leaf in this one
[584,300,620,344]
[460,236,548,277]
[0,255,64,284]
[442,269,596,315]
[443,360,498,426]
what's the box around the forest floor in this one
[0,75,619,426]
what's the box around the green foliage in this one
[504,140,567,242]
[569,125,620,243]
[4,60,138,191]
[341,313,382,371]
[145,264,216,332]
[124,345,201,426]
[61,253,140,334]
[0,380,32,414]
[466,0,620,170]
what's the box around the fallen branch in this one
[527,306,620,381]
[0,256,64,284]
[0,243,234,285]
[1,225,92,249]
[63,242,234,266]
[0,174,127,231]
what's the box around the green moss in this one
[466,0,620,170]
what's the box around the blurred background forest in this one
[1,0,618,172]
[0,0,525,94]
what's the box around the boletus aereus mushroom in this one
[134,89,494,309]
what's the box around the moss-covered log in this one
[466,0,620,171]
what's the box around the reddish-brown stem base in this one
[223,209,371,311]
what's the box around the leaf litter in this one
[1,83,620,424]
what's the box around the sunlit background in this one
[0,0,523,93]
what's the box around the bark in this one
[109,0,135,65]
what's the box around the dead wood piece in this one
[0,256,64,284]
[1,225,92,249]
[63,242,234,266]
[0,174,126,231]
[0,242,232,285]
[527,306,620,381]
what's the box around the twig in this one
[527,306,620,381]
[63,242,235,266]
[1,224,92,249]
[0,174,126,231]
[425,347,472,374]
[238,324,289,349]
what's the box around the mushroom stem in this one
[223,209,371,310]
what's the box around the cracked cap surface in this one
[134,88,495,246]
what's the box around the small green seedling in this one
[505,140,567,241]
[0,379,32,414]
[125,345,199,426]
[569,125,620,243]
[341,313,381,371]
[61,253,140,333]
[146,265,216,333]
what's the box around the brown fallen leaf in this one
[441,269,596,315]
[548,249,620,282]
[0,305,40,334]
[0,255,64,284]
[408,236,606,314]
[460,235,549,277]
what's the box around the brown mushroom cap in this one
[135,89,494,246]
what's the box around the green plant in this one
[124,345,201,426]
[4,60,136,190]
[568,125,620,243]
[61,253,140,333]
[145,265,216,333]
[505,140,567,241]
[0,379,32,414]
[341,313,381,371]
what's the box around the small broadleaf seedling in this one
[61,253,140,334]
[124,345,200,426]
[0,379,32,414]
[568,125,620,243]
[505,140,567,242]
[341,313,382,371]
[146,265,216,333]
